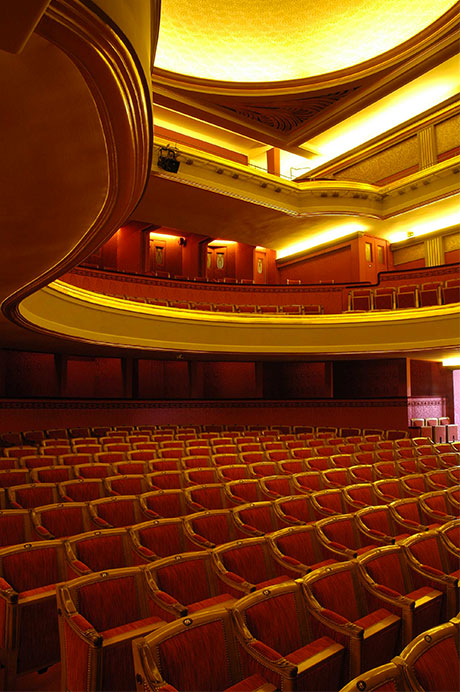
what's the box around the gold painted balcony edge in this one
[151,144,460,219]
[17,281,460,356]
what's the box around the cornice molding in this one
[149,144,460,221]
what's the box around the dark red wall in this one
[333,359,407,399]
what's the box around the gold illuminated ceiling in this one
[156,0,457,82]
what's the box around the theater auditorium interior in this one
[0,1,459,691]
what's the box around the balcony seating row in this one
[348,277,460,311]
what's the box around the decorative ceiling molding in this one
[209,88,360,135]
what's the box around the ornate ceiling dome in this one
[155,0,457,82]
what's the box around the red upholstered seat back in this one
[189,486,227,509]
[237,505,279,533]
[423,494,449,515]
[364,552,406,594]
[263,477,291,496]
[13,484,55,508]
[360,508,392,535]
[394,499,420,523]
[154,557,214,605]
[322,517,357,549]
[188,513,233,546]
[38,505,87,538]
[74,534,127,571]
[275,529,319,566]
[75,464,113,479]
[376,480,401,499]
[346,485,374,506]
[149,472,183,490]
[243,591,303,656]
[185,468,218,485]
[295,471,322,491]
[77,575,140,632]
[61,479,104,502]
[314,490,343,513]
[427,471,449,488]
[142,490,185,517]
[403,476,425,493]
[34,467,72,483]
[408,535,444,572]
[0,512,29,546]
[136,521,185,558]
[3,546,59,592]
[218,465,249,481]
[108,475,146,495]
[410,635,460,691]
[218,543,269,584]
[323,468,348,487]
[158,619,233,691]
[249,462,278,477]
[277,496,312,523]
[228,480,260,502]
[310,569,361,621]
[115,462,146,475]
[93,498,137,527]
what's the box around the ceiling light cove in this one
[155,0,456,82]
[277,221,369,259]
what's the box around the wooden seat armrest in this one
[232,614,297,680]
[144,571,187,617]
[33,523,54,539]
[0,577,18,603]
[319,536,356,559]
[66,612,102,647]
[185,529,215,549]
[67,558,92,576]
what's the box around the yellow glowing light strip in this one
[305,56,460,169]
[442,356,460,366]
[49,280,459,326]
[276,222,369,259]
[149,232,181,240]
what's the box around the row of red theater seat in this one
[134,591,460,692]
[1,472,458,543]
[0,508,457,690]
[341,616,460,692]
[348,277,460,311]
[0,423,408,449]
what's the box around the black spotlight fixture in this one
[157,145,180,173]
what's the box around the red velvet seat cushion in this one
[101,615,162,640]
[355,608,396,630]
[255,575,290,589]
[285,635,339,665]
[225,673,274,692]
[187,593,235,613]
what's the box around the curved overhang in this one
[0,0,156,348]
[16,281,460,357]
